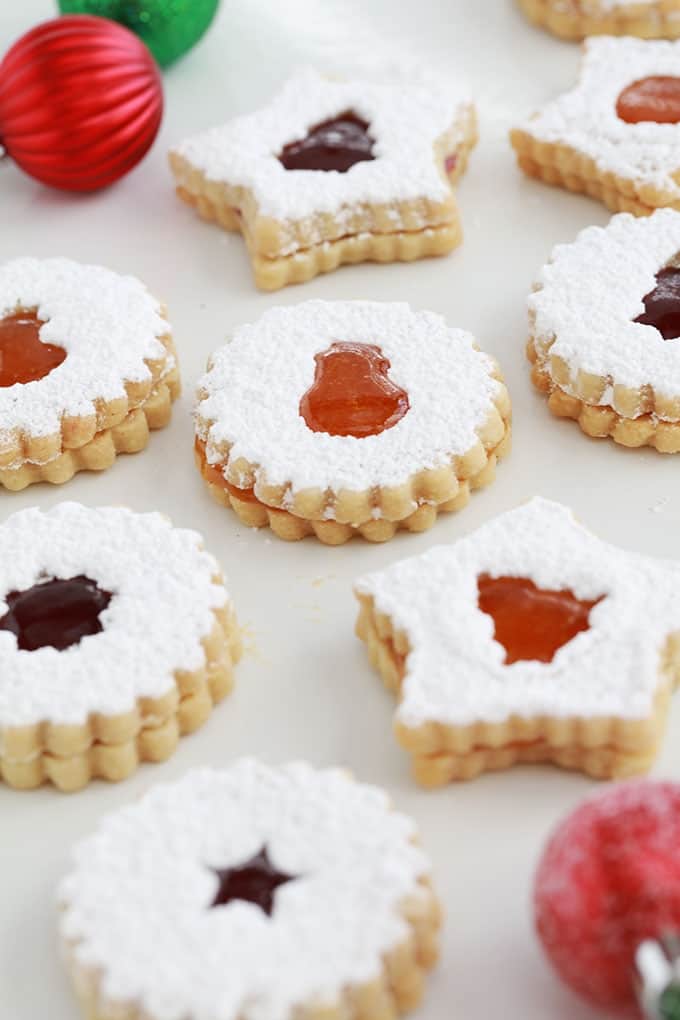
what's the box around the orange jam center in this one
[477,575,603,665]
[616,76,680,124]
[299,341,409,438]
[0,310,66,387]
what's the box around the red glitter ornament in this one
[0,15,163,191]
[534,782,680,1017]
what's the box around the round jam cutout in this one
[0,575,112,651]
[616,76,680,124]
[0,309,66,387]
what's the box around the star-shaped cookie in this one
[518,0,680,41]
[511,37,680,215]
[355,498,680,787]
[170,67,477,290]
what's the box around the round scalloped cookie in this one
[529,209,680,451]
[0,503,241,792]
[58,759,441,1020]
[518,0,680,41]
[194,300,511,545]
[0,257,180,490]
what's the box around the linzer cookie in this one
[518,0,680,40]
[194,300,511,545]
[529,209,680,451]
[59,759,441,1020]
[355,498,680,787]
[511,37,680,215]
[0,257,179,490]
[0,503,241,792]
[169,67,476,290]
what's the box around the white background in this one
[1,2,679,1018]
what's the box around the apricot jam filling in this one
[0,309,66,387]
[299,341,409,438]
[279,112,375,173]
[477,575,604,665]
[195,438,259,504]
[616,76,680,124]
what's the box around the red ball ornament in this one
[535,782,680,1017]
[0,15,163,191]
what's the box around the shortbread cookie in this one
[529,209,680,451]
[355,498,680,787]
[518,0,680,40]
[0,503,240,792]
[194,300,511,546]
[170,67,477,290]
[0,257,180,490]
[59,759,441,1020]
[511,37,680,215]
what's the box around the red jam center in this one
[0,310,66,387]
[0,576,112,651]
[616,76,680,124]
[635,266,680,340]
[299,341,410,438]
[279,112,375,172]
[477,575,603,665]
[211,848,296,916]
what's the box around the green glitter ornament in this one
[660,985,680,1020]
[57,0,220,67]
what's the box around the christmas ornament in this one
[0,16,163,191]
[57,1,220,67]
[534,782,680,1019]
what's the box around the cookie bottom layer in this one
[0,604,242,792]
[355,594,678,786]
[528,337,680,452]
[194,423,511,546]
[177,190,462,291]
[518,0,680,39]
[510,130,676,216]
[0,368,181,491]
[62,877,442,1020]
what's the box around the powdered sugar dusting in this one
[0,504,227,729]
[58,760,431,1020]
[195,300,500,494]
[172,67,470,221]
[530,210,680,401]
[515,37,680,200]
[0,258,172,441]
[355,498,679,727]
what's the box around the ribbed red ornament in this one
[0,15,163,191]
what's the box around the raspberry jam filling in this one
[635,266,680,340]
[211,847,296,916]
[477,575,603,665]
[616,76,680,124]
[0,309,66,387]
[299,341,410,438]
[0,576,112,651]
[279,112,375,172]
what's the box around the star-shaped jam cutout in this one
[511,37,680,215]
[210,847,297,916]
